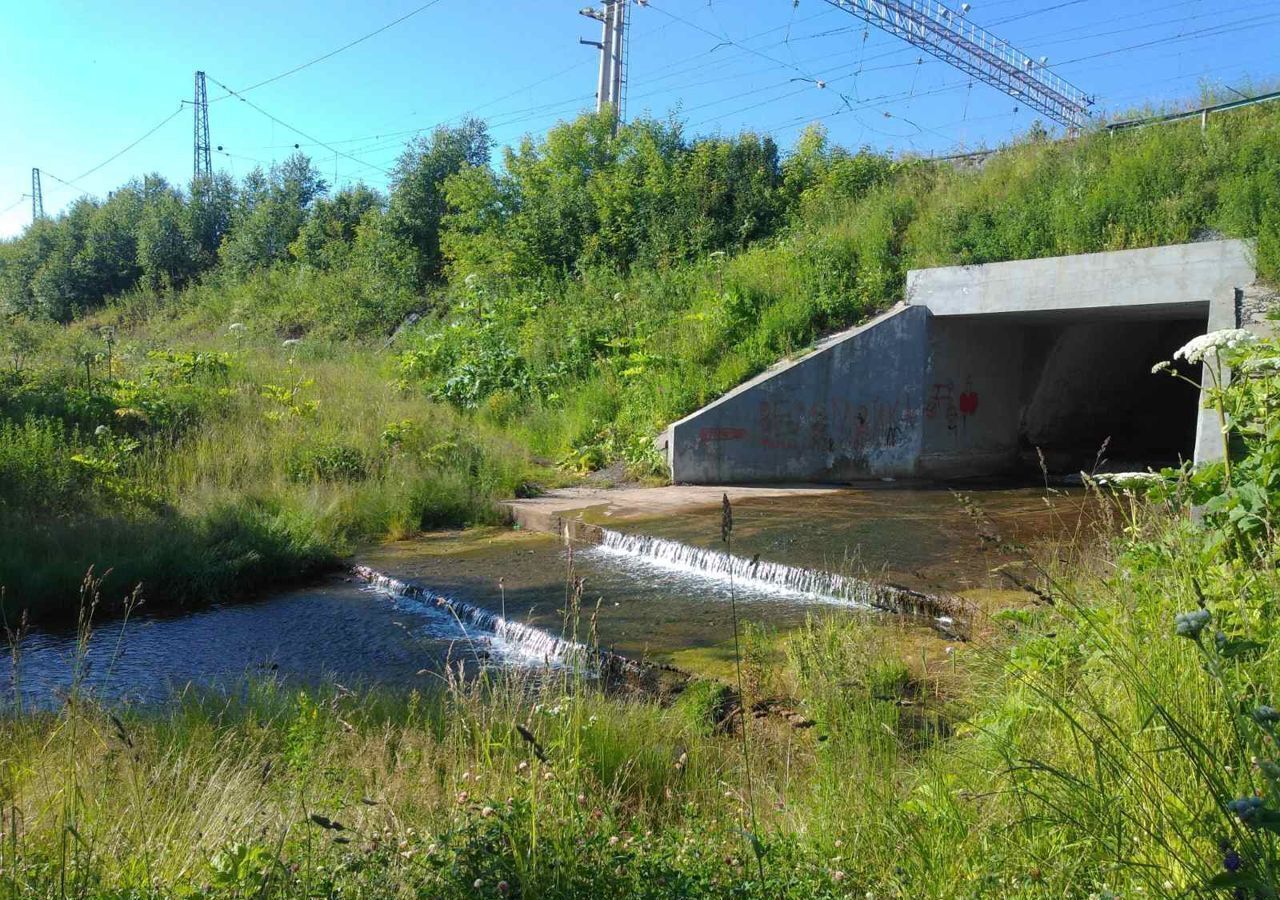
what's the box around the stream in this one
[2,485,1088,707]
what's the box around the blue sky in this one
[3,0,1278,237]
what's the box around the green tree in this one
[291,184,383,270]
[186,172,237,272]
[220,154,327,277]
[386,118,492,286]
[138,184,195,290]
[73,185,144,304]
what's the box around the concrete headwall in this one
[662,305,928,483]
[663,240,1258,484]
[907,240,1255,317]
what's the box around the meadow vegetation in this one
[1,93,1280,896]
[3,98,1280,615]
[4,331,1280,895]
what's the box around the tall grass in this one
[0,327,540,620]
[2,465,1278,897]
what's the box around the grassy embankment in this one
[3,98,1279,619]
[5,413,1280,896]
[0,94,1278,898]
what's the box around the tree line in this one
[0,112,892,323]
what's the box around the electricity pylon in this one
[822,0,1093,129]
[193,71,212,180]
[31,168,43,221]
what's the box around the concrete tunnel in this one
[659,239,1262,483]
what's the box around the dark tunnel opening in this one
[1017,317,1206,474]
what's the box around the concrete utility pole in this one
[610,0,626,117]
[579,3,613,114]
[579,0,629,125]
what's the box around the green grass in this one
[0,326,541,620]
[5,488,1278,898]
[4,97,1280,618]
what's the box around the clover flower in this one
[1174,608,1211,639]
[1228,796,1265,825]
[1173,329,1257,364]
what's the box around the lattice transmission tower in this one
[821,0,1093,130]
[30,168,43,221]
[193,71,212,180]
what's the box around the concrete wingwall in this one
[660,305,928,483]
[662,239,1259,484]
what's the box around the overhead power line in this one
[63,106,187,188]
[211,0,448,102]
[206,73,394,178]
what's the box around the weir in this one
[659,239,1266,483]
[352,564,602,669]
[589,528,969,628]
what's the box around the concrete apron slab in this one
[501,484,849,544]
[661,239,1259,484]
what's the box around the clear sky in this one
[3,0,1278,238]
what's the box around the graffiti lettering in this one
[698,426,748,443]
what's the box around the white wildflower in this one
[94,425,110,437]
[228,322,246,333]
[282,338,301,348]
[1240,355,1280,373]
[1095,471,1162,489]
[1150,360,1172,375]
[464,273,479,289]
[1173,328,1257,364]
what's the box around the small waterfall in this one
[351,565,637,672]
[591,529,967,627]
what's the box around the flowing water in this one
[2,485,1089,707]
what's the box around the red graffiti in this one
[699,426,747,443]
[756,396,915,453]
[958,390,979,416]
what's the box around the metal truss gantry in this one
[822,0,1093,129]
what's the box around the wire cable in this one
[207,74,393,177]
[211,0,448,102]
[55,105,186,189]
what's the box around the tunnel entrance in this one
[1017,317,1206,474]
[663,241,1252,485]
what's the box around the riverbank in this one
[7,478,1279,897]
